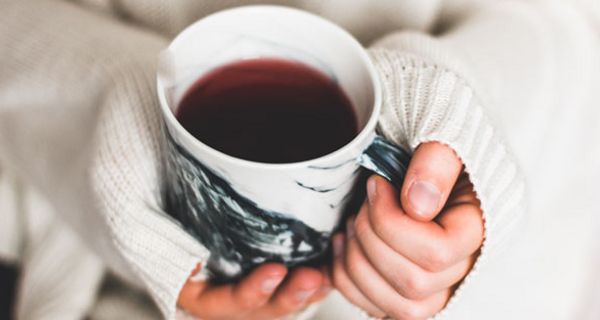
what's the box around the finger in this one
[331,233,387,318]
[232,263,288,309]
[437,203,484,263]
[306,266,332,303]
[344,224,452,319]
[397,142,463,221]
[258,267,324,318]
[187,263,287,318]
[366,175,482,272]
[353,207,475,299]
[445,172,480,209]
[249,267,330,320]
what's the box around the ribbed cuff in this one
[368,49,527,318]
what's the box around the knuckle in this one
[272,291,299,311]
[404,303,428,319]
[423,242,453,272]
[274,300,296,314]
[280,297,300,311]
[388,303,426,320]
[402,270,431,300]
[237,295,262,310]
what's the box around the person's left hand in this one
[178,263,331,320]
[332,141,484,319]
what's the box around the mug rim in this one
[157,5,382,170]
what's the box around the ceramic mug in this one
[157,5,411,283]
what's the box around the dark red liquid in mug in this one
[176,58,359,163]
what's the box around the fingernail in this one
[333,236,344,257]
[367,177,377,205]
[261,275,284,293]
[407,180,441,217]
[295,288,317,303]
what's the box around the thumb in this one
[400,142,462,221]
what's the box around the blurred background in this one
[1,0,600,319]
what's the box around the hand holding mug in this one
[159,6,410,284]
[178,263,331,320]
[333,142,484,319]
[159,6,434,320]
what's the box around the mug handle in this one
[358,135,412,188]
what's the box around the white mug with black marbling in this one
[157,6,411,283]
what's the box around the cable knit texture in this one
[1,0,600,319]
[368,50,526,317]
[90,58,210,316]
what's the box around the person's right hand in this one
[177,263,331,320]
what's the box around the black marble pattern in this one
[165,132,331,283]
[164,131,410,284]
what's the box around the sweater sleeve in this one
[368,1,596,317]
[0,0,209,318]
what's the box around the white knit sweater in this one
[1,0,599,319]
